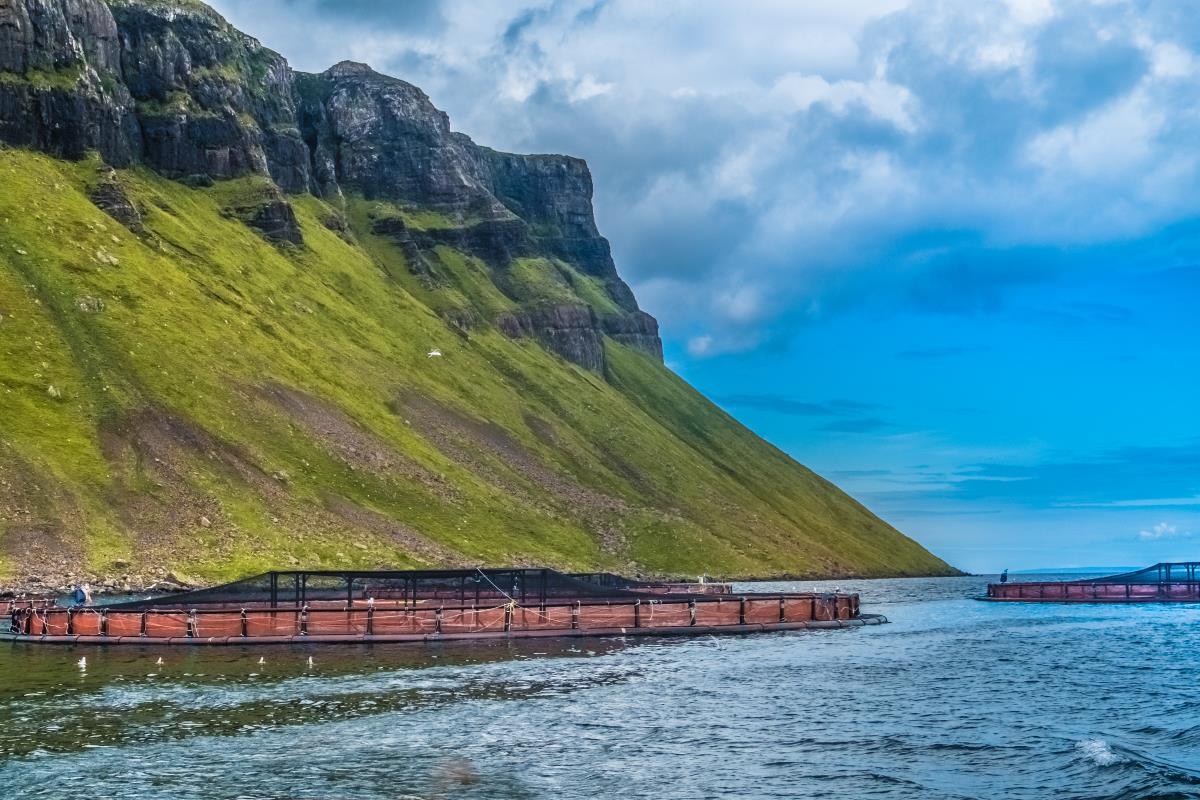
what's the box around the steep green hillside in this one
[0,148,955,586]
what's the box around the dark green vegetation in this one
[0,0,956,587]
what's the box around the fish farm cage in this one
[3,567,882,645]
[984,562,1200,603]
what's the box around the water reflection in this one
[5,576,1200,799]
[0,637,635,759]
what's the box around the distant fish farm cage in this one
[4,568,882,645]
[984,563,1200,603]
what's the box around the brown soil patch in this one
[522,412,559,446]
[98,408,283,569]
[322,495,467,567]
[256,383,457,502]
[0,445,87,589]
[393,392,630,554]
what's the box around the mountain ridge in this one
[0,0,958,590]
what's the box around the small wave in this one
[1077,738,1122,767]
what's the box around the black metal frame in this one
[1082,562,1200,584]
[105,567,656,611]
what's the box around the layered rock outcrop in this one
[0,0,662,370]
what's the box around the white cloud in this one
[208,0,1200,355]
[686,335,714,357]
[1026,89,1161,179]
[1139,521,1189,540]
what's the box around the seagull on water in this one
[258,656,266,666]
[427,348,443,358]
[307,656,315,668]
[156,657,164,666]
[77,656,87,671]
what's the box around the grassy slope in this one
[0,148,956,584]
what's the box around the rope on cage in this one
[474,569,519,606]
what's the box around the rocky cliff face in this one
[0,0,660,370]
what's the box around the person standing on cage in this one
[999,569,1008,584]
[72,583,93,607]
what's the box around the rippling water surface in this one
[4,575,1200,799]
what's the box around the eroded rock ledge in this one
[0,0,662,370]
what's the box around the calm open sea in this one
[2,574,1199,799]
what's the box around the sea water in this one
[1,575,1198,799]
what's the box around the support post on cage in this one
[739,597,747,625]
[572,601,580,630]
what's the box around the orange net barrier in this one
[641,602,692,629]
[987,580,1200,602]
[246,611,300,637]
[983,562,1200,602]
[7,589,863,641]
[143,612,189,638]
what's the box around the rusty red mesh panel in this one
[306,610,368,636]
[342,610,371,634]
[813,598,837,621]
[368,609,438,635]
[836,598,853,620]
[469,607,508,632]
[694,600,741,626]
[438,607,484,634]
[744,599,780,625]
[70,611,102,636]
[144,613,189,637]
[365,610,413,635]
[194,613,244,638]
[579,604,637,629]
[40,610,69,636]
[513,606,573,631]
[105,613,144,637]
[245,612,299,637]
[782,598,811,622]
[643,602,692,628]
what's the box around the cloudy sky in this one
[209,0,1200,572]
